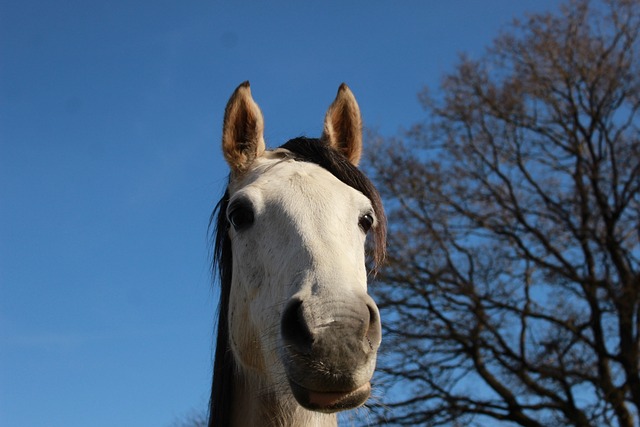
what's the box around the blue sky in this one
[1,1,560,425]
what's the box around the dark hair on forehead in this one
[280,137,387,269]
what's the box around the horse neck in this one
[230,369,338,427]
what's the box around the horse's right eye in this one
[228,203,254,230]
[359,213,375,234]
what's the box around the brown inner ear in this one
[331,104,359,160]
[322,84,362,166]
[234,107,257,153]
[221,82,265,175]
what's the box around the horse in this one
[208,82,386,426]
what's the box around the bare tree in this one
[366,1,640,426]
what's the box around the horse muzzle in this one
[280,294,381,412]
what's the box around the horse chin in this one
[288,380,371,413]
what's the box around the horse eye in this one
[359,213,374,234]
[228,203,254,230]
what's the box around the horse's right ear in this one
[222,81,266,175]
[322,83,362,166]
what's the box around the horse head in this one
[211,82,386,425]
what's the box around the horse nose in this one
[281,295,381,355]
[364,296,382,350]
[281,298,314,352]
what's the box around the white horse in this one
[209,82,386,426]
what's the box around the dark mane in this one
[208,186,233,427]
[208,137,386,426]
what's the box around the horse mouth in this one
[289,381,371,413]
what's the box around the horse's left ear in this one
[222,81,266,175]
[322,83,362,166]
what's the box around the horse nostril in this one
[281,299,314,352]
[365,301,382,351]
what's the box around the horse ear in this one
[321,83,363,166]
[222,81,266,174]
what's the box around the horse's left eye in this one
[228,203,254,230]
[359,213,374,234]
